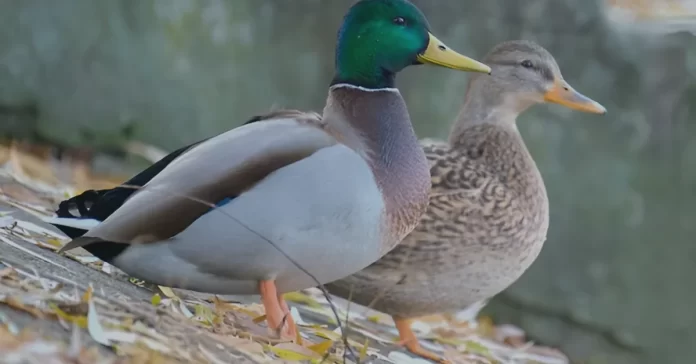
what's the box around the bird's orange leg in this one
[394,317,450,364]
[259,280,294,341]
[278,294,301,344]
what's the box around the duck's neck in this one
[323,84,430,242]
[449,77,534,145]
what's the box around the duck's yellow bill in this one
[417,33,491,74]
[544,79,607,114]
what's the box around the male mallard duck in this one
[325,40,606,362]
[45,0,490,341]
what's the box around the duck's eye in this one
[393,17,406,26]
[520,60,534,69]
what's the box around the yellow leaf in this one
[367,315,381,323]
[359,338,369,361]
[267,343,320,361]
[44,238,63,248]
[464,340,492,357]
[252,314,267,324]
[50,303,87,328]
[308,340,333,356]
[282,291,322,308]
[151,294,162,306]
[311,327,341,341]
[194,304,215,324]
[81,286,93,303]
[158,286,177,298]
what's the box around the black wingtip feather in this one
[243,115,264,125]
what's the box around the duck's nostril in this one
[563,87,569,91]
[438,45,446,51]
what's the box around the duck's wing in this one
[58,111,333,252]
[52,110,323,239]
[53,110,307,233]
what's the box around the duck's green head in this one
[332,0,490,89]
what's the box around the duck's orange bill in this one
[543,79,607,114]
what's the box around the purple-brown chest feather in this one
[325,86,431,250]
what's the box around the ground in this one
[0,143,569,364]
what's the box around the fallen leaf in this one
[367,315,382,323]
[267,342,321,361]
[44,238,64,248]
[86,290,111,346]
[213,298,263,318]
[282,291,322,308]
[50,303,87,328]
[158,286,177,298]
[35,240,60,251]
[464,340,492,358]
[4,296,46,318]
[15,220,67,239]
[310,325,341,341]
[308,339,333,356]
[81,285,93,303]
[0,235,68,270]
[252,314,267,324]
[208,333,265,356]
[177,299,194,318]
[0,184,45,205]
[129,277,146,287]
[359,338,369,361]
[194,304,215,325]
[101,262,114,274]
[388,350,433,364]
[0,267,16,278]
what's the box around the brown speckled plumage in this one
[326,126,548,318]
[326,40,606,323]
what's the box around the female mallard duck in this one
[326,40,606,362]
[45,0,490,341]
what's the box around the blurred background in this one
[0,0,694,363]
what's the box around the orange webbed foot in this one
[278,293,301,344]
[259,280,296,341]
[395,317,451,364]
[259,281,303,343]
